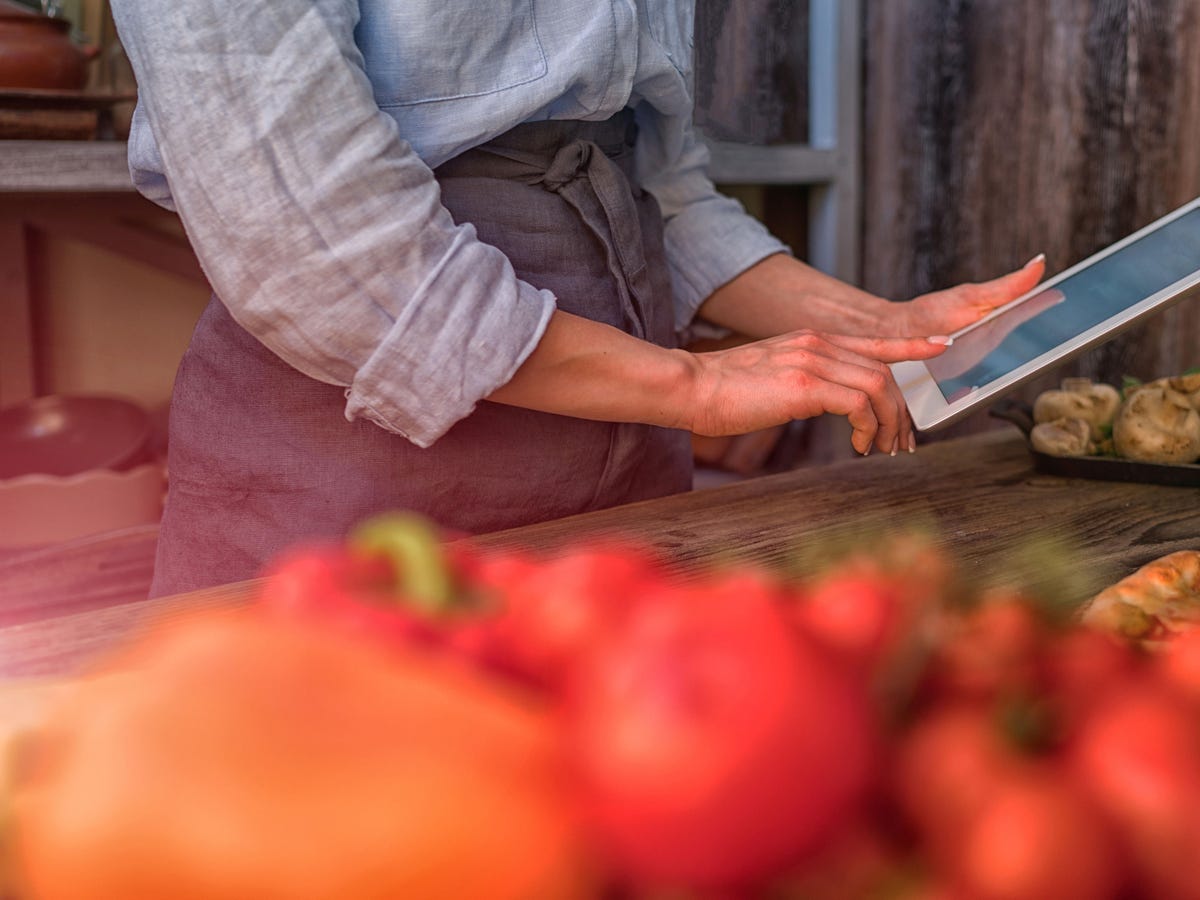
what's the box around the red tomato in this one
[954,764,1122,900]
[1043,625,1136,734]
[562,572,877,892]
[880,532,956,607]
[892,883,971,900]
[793,573,904,675]
[891,703,1025,869]
[472,544,663,689]
[926,595,1044,703]
[771,817,910,900]
[1069,679,1200,900]
[829,534,955,613]
[1155,628,1200,707]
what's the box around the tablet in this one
[892,196,1200,432]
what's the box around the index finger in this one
[819,333,954,364]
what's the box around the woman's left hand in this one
[887,254,1047,337]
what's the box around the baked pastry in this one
[1080,550,1200,642]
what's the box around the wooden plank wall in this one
[694,0,809,144]
[862,0,1200,438]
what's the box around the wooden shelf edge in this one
[0,141,134,192]
[706,140,841,185]
[3,138,843,193]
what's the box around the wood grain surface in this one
[2,430,1196,680]
[471,429,1198,577]
[862,0,1200,441]
[0,524,158,627]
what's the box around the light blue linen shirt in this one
[111,0,788,446]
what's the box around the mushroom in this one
[1032,378,1121,441]
[1030,416,1094,457]
[1166,372,1200,411]
[1112,381,1200,464]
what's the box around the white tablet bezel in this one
[892,196,1200,432]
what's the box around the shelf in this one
[706,141,841,186]
[0,141,133,193]
[0,139,841,193]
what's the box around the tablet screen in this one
[926,206,1200,402]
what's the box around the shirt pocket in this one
[356,0,547,107]
[644,0,694,76]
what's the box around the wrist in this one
[492,311,709,431]
[660,348,706,433]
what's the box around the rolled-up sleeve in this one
[111,0,555,448]
[634,105,792,334]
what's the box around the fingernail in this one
[908,434,917,453]
[1024,253,1045,268]
[927,335,954,346]
[890,437,898,457]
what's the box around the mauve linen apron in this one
[151,111,693,597]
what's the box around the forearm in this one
[489,307,953,457]
[487,310,698,431]
[696,253,893,339]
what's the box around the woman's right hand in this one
[684,330,952,456]
[490,311,949,458]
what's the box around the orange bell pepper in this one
[9,609,598,900]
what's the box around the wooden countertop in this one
[2,429,1197,678]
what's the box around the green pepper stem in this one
[350,513,455,614]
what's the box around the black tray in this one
[989,399,1200,487]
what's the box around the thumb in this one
[970,254,1047,309]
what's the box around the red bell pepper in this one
[256,513,467,653]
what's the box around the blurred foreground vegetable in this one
[564,572,876,891]
[6,513,1200,900]
[9,611,596,900]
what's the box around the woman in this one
[110,0,1044,596]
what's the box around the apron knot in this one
[540,139,593,192]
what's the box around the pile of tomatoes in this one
[804,568,1200,900]
[9,514,1200,900]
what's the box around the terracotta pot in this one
[0,0,97,91]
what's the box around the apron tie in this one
[537,138,650,339]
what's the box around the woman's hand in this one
[491,312,949,458]
[685,330,952,456]
[887,255,1047,337]
[925,285,1066,383]
[692,254,1047,344]
[495,251,1048,459]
